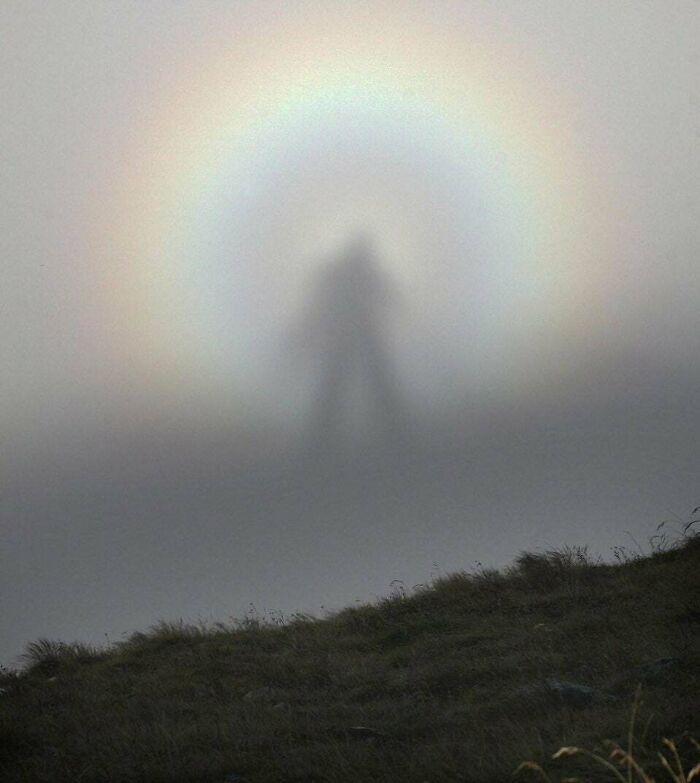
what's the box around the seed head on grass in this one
[517,689,699,783]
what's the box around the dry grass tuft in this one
[517,690,699,782]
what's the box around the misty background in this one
[1,1,699,665]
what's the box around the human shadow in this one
[290,234,407,455]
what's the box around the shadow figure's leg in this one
[306,339,350,451]
[362,329,407,443]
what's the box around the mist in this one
[1,1,698,665]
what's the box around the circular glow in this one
[95,3,608,417]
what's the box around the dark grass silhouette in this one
[1,526,698,782]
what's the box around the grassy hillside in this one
[1,529,698,782]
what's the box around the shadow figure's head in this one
[343,231,375,268]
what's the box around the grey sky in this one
[1,1,698,665]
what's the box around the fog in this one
[1,1,698,665]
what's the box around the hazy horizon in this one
[1,1,698,665]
